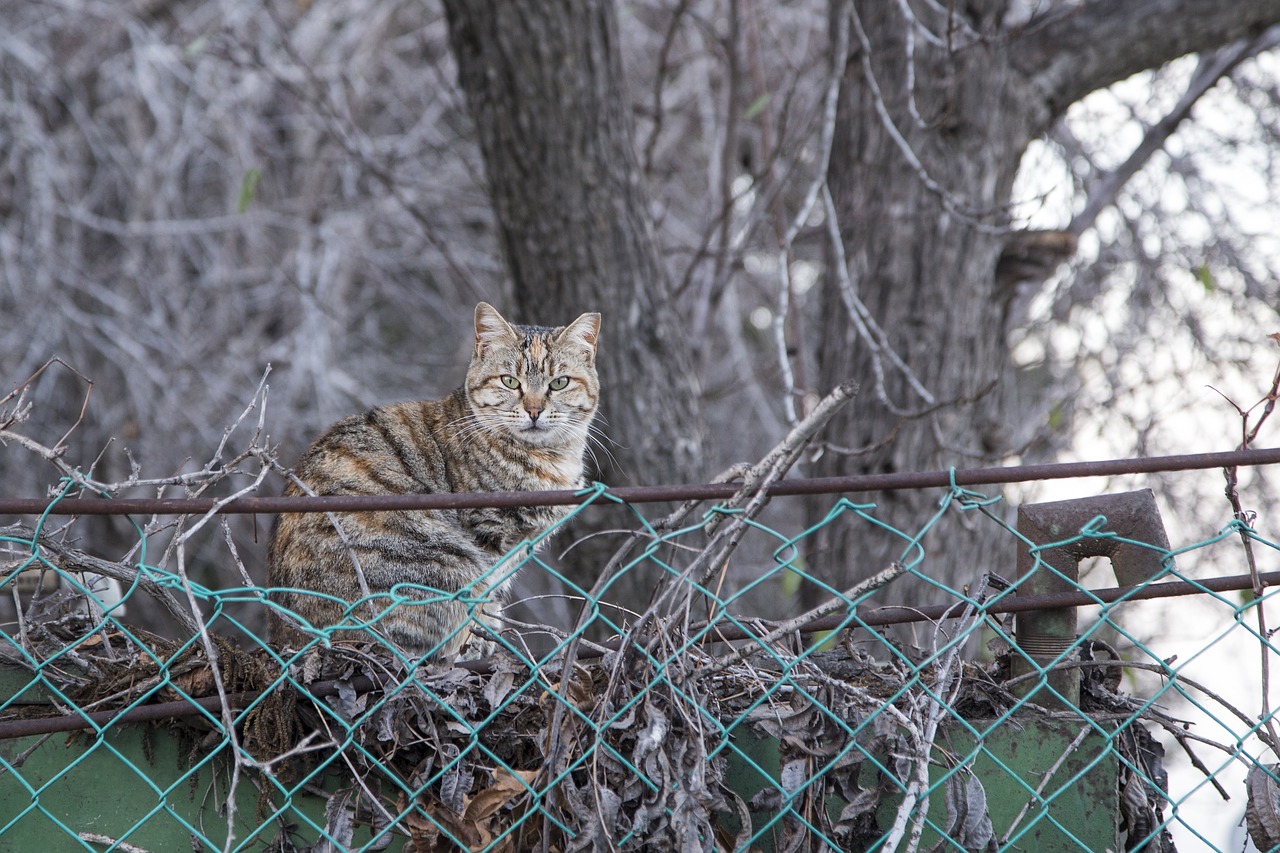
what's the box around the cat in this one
[266,302,601,661]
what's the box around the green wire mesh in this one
[1,477,1278,853]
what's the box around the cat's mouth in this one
[521,419,555,434]
[514,417,566,443]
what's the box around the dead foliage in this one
[0,576,1187,853]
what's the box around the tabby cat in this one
[266,302,601,660]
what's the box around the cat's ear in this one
[474,302,519,356]
[558,312,601,357]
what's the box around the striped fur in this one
[266,302,600,660]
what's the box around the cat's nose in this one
[525,405,543,422]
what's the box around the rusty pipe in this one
[0,447,1277,516]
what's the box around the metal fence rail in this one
[0,460,1278,852]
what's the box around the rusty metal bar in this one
[735,568,1280,638]
[0,691,260,739]
[0,677,369,740]
[0,446,1278,517]
[1,568,1275,740]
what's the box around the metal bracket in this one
[1011,488,1174,706]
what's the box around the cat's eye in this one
[548,376,570,392]
[500,375,521,390]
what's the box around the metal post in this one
[1011,489,1173,707]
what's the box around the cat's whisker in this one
[586,435,621,475]
[588,418,623,449]
[445,412,508,442]
[565,419,619,475]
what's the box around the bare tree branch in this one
[1070,25,1280,237]
[1012,0,1280,119]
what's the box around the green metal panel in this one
[724,716,1120,853]
[926,718,1120,853]
[0,665,346,852]
[0,722,274,850]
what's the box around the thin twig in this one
[711,561,904,670]
[1069,29,1280,237]
[999,725,1093,846]
[1219,342,1280,754]
[78,834,154,853]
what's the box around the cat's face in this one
[464,302,600,448]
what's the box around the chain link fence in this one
[1,457,1278,853]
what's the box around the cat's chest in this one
[462,502,572,555]
[539,454,585,490]
[508,444,584,492]
[503,461,582,536]
[452,442,585,552]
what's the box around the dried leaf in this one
[301,649,323,684]
[439,764,474,815]
[406,799,481,852]
[169,665,217,697]
[593,788,623,838]
[541,667,596,712]
[1246,763,1280,852]
[836,786,882,824]
[313,788,355,853]
[941,771,994,853]
[464,766,536,824]
[374,701,396,742]
[606,702,637,731]
[749,787,784,812]
[482,669,515,710]
[716,788,754,852]
[325,678,366,721]
[636,699,669,755]
[779,759,808,794]
[1119,770,1154,843]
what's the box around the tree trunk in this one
[442,0,705,602]
[804,0,1033,606]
